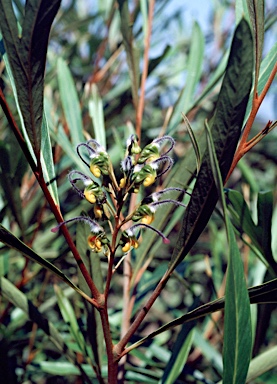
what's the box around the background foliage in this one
[0,0,277,383]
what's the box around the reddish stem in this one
[114,270,171,360]
[0,88,100,307]
[226,61,277,181]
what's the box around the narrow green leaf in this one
[244,41,277,124]
[0,276,77,363]
[1,40,36,163]
[57,57,84,147]
[38,361,96,378]
[237,158,259,193]
[247,0,264,89]
[226,189,277,274]
[193,328,223,373]
[54,285,88,356]
[161,325,195,384]
[140,0,148,40]
[0,224,91,302]
[169,21,204,132]
[217,345,277,384]
[257,191,274,262]
[226,189,261,248]
[126,278,277,352]
[246,345,277,383]
[0,0,61,158]
[117,0,139,108]
[223,216,252,384]
[236,0,250,24]
[0,250,9,277]
[41,114,59,206]
[182,114,201,174]
[148,45,171,75]
[191,50,228,112]
[88,84,106,148]
[203,96,252,384]
[52,123,88,174]
[169,19,253,271]
[0,141,25,231]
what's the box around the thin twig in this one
[226,61,277,181]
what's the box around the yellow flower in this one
[90,164,101,178]
[87,235,102,253]
[143,174,156,187]
[94,205,103,219]
[122,242,131,253]
[84,189,96,204]
[141,214,154,225]
[119,177,126,188]
[122,238,139,253]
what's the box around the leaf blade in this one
[0,0,61,158]
[0,224,90,301]
[169,19,253,271]
[57,57,84,147]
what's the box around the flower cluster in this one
[52,135,188,256]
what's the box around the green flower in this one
[138,135,175,164]
[77,140,110,178]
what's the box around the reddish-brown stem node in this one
[226,61,277,181]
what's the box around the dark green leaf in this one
[161,300,200,384]
[226,189,260,247]
[223,216,252,384]
[0,0,61,159]
[169,19,253,271]
[54,285,88,356]
[169,21,204,132]
[57,57,84,147]
[41,114,59,206]
[247,0,264,89]
[204,97,252,384]
[0,224,91,301]
[148,45,171,74]
[257,191,275,266]
[126,278,277,352]
[88,84,106,149]
[0,141,25,231]
[0,276,76,363]
[226,189,277,274]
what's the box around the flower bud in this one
[87,235,103,252]
[132,205,155,224]
[84,188,97,204]
[138,143,160,164]
[126,134,141,155]
[133,164,157,187]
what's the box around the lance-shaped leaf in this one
[0,277,92,383]
[247,0,264,90]
[169,19,253,271]
[0,0,61,159]
[0,224,92,302]
[124,278,277,353]
[226,189,277,274]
